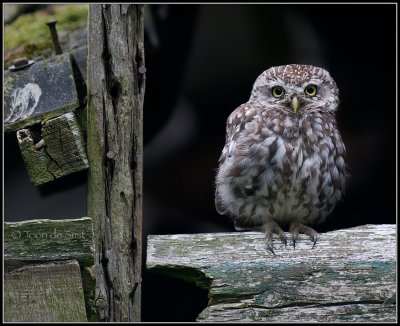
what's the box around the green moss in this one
[4,4,88,67]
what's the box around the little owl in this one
[215,64,347,256]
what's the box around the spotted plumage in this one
[215,64,347,255]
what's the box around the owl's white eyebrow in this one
[306,79,322,86]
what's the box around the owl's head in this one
[249,64,339,114]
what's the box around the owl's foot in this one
[289,222,318,249]
[264,221,287,256]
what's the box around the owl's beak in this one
[291,96,299,113]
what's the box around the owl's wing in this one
[218,103,258,164]
[215,103,260,216]
[214,189,227,215]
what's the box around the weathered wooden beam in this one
[4,53,80,133]
[87,4,145,322]
[4,217,94,269]
[81,266,99,322]
[4,260,87,322]
[5,52,88,185]
[16,112,89,185]
[147,224,396,322]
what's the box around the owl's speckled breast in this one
[215,106,346,229]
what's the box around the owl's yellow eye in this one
[304,84,318,97]
[272,86,285,98]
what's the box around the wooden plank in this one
[147,224,396,322]
[4,53,80,133]
[4,260,87,322]
[16,111,89,185]
[4,217,94,269]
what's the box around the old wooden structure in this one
[4,53,88,185]
[4,4,145,323]
[147,224,396,322]
[87,4,145,322]
[4,217,96,322]
[4,4,397,324]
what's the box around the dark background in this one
[4,4,396,322]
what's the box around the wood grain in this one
[87,4,145,322]
[4,217,94,269]
[4,260,87,322]
[147,224,396,322]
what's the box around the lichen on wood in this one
[4,217,94,269]
[87,4,145,322]
[147,224,396,322]
[16,112,88,185]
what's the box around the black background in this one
[4,4,396,322]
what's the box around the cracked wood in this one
[147,224,396,322]
[16,112,88,185]
[87,4,145,322]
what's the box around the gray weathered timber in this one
[81,266,99,322]
[147,224,396,322]
[87,4,145,322]
[4,260,87,322]
[16,111,89,185]
[4,53,80,133]
[4,217,94,269]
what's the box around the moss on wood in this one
[4,217,94,268]
[4,4,88,67]
[147,225,396,322]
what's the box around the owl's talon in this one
[289,223,299,250]
[311,233,318,249]
[264,221,286,256]
[289,222,319,249]
[267,243,277,257]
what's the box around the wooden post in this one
[87,4,145,322]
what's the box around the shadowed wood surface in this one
[147,224,396,322]
[4,260,87,322]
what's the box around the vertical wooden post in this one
[87,4,145,321]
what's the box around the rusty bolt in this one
[106,150,115,160]
[13,57,29,67]
[9,57,34,71]
[46,20,62,55]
